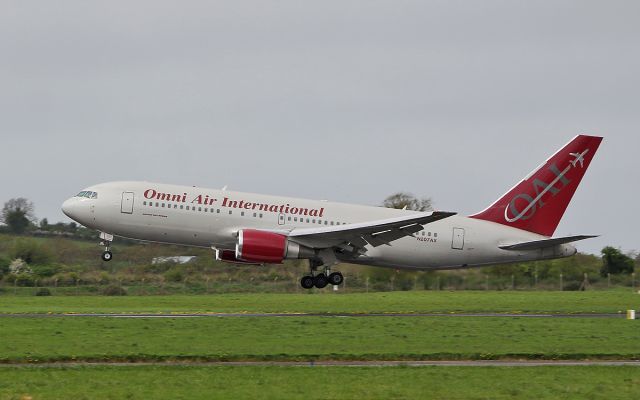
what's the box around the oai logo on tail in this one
[503,149,589,223]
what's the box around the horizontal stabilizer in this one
[499,235,598,251]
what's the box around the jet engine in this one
[236,229,315,263]
[215,249,261,265]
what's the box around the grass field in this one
[1,316,638,362]
[1,290,638,314]
[1,291,638,399]
[1,365,639,400]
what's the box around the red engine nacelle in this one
[236,229,314,264]
[215,249,261,265]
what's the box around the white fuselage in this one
[61,181,576,270]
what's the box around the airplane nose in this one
[62,198,80,220]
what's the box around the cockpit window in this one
[76,191,98,199]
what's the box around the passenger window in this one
[253,213,257,217]
[143,201,147,206]
[155,202,159,207]
[174,204,177,209]
[434,233,438,238]
[204,208,208,212]
[198,207,202,212]
[324,221,328,225]
[330,221,334,225]
[259,213,263,218]
[180,205,184,209]
[217,209,220,213]
[241,212,245,216]
[288,217,291,221]
[294,217,298,222]
[162,203,165,208]
[229,210,232,214]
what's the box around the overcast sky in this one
[1,1,638,255]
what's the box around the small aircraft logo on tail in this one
[569,149,589,168]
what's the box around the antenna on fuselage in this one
[222,185,228,191]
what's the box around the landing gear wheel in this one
[328,272,344,285]
[300,276,315,289]
[101,251,113,262]
[313,274,329,289]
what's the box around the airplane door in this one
[121,192,134,214]
[278,213,285,225]
[452,228,465,250]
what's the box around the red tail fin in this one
[470,134,602,236]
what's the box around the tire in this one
[300,276,315,289]
[313,274,328,289]
[101,251,113,262]
[328,272,344,285]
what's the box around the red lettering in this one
[144,189,157,199]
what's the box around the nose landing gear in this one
[101,250,113,262]
[99,232,114,262]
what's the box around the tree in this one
[383,192,433,211]
[1,198,36,233]
[600,246,634,276]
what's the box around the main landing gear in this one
[99,232,114,262]
[300,258,344,289]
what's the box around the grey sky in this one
[1,1,638,255]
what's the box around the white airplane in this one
[62,135,602,289]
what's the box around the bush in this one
[7,273,36,287]
[0,255,9,275]
[31,264,61,277]
[563,281,583,291]
[164,267,185,282]
[10,239,54,265]
[35,287,51,296]
[102,285,127,296]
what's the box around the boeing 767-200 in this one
[62,134,602,289]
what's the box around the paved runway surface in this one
[0,360,638,367]
[0,312,629,318]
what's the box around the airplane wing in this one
[285,211,456,252]
[499,235,598,251]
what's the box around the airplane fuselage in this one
[62,181,576,270]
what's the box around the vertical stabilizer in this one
[470,135,602,236]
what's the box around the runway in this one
[0,312,630,318]
[0,360,638,367]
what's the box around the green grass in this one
[0,365,639,399]
[1,316,638,363]
[0,290,638,314]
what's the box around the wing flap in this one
[499,235,598,251]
